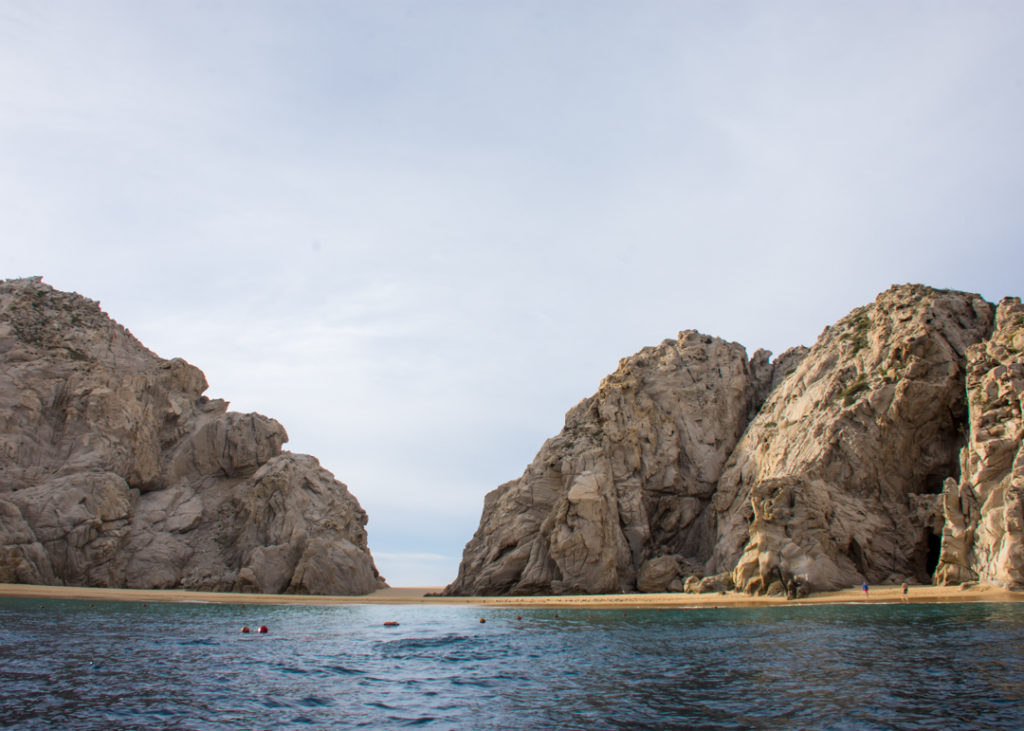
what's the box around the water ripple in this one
[1,600,1023,729]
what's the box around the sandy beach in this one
[1,582,1020,608]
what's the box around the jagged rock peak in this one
[0,277,385,595]
[1,276,159,368]
[444,328,804,596]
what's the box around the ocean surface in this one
[1,598,1022,730]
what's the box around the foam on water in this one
[1,599,1023,729]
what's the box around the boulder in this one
[637,556,680,593]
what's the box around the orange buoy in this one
[479,618,486,623]
[384,621,400,627]
[241,625,251,634]
[257,625,268,634]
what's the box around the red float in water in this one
[257,625,268,634]
[383,621,400,626]
[241,625,251,634]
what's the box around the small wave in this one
[324,664,366,676]
[393,715,437,727]
[273,663,309,675]
[375,633,473,651]
[365,701,399,711]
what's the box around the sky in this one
[2,1,1023,586]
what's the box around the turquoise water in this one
[1,599,1023,729]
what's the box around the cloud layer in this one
[3,1,1023,584]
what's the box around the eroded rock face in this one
[445,330,802,595]
[0,277,384,595]
[448,284,1022,595]
[935,297,1024,588]
[709,285,994,593]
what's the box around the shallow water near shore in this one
[2,598,1023,730]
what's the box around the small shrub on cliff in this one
[841,311,872,354]
[839,374,870,406]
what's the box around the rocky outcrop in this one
[0,277,384,594]
[709,285,993,593]
[935,297,1024,587]
[448,284,1024,595]
[445,330,805,595]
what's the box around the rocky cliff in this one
[0,277,384,594]
[935,296,1024,587]
[447,284,1024,595]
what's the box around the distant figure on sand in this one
[901,583,909,602]
[862,583,869,597]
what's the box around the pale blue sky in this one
[3,1,1023,585]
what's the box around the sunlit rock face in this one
[0,277,384,595]
[709,285,993,594]
[445,329,805,596]
[449,284,1022,596]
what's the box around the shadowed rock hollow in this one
[447,284,1023,596]
[0,277,385,595]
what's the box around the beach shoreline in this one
[1,582,1020,609]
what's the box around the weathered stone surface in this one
[448,283,1022,596]
[445,330,803,595]
[637,555,681,593]
[709,285,993,593]
[0,277,384,595]
[935,297,1024,588]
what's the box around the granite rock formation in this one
[0,277,384,594]
[709,285,993,593]
[445,330,805,595]
[447,284,1023,595]
[935,296,1024,587]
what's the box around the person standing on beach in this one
[862,583,869,597]
[901,583,909,602]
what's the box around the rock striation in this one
[447,284,1024,596]
[935,297,1024,587]
[708,285,992,593]
[445,330,806,595]
[0,277,384,594]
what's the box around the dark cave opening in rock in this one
[921,473,949,495]
[925,531,943,577]
[847,537,868,577]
